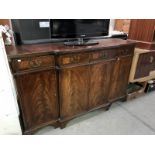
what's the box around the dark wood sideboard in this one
[5,39,136,134]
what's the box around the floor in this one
[36,92,155,135]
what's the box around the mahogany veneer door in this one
[16,69,58,132]
[89,60,115,109]
[59,66,89,120]
[109,56,133,102]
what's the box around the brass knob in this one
[116,57,120,61]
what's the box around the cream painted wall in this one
[109,19,115,33]
[0,31,22,135]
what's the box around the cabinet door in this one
[59,66,89,120]
[16,69,58,131]
[134,52,155,79]
[89,60,115,109]
[109,56,133,101]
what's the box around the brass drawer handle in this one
[70,56,80,62]
[29,59,42,68]
[17,59,22,62]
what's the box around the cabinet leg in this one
[105,104,112,111]
[53,121,59,129]
[59,121,68,129]
[23,130,36,135]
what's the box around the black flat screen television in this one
[12,19,110,45]
[51,19,110,38]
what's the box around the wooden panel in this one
[90,47,132,63]
[16,69,58,131]
[129,48,155,82]
[90,50,113,62]
[59,66,89,119]
[58,53,89,66]
[89,60,115,109]
[128,19,155,42]
[109,56,133,101]
[12,55,55,72]
[134,52,155,79]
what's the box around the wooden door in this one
[59,65,89,120]
[89,60,115,109]
[16,69,58,131]
[109,56,133,102]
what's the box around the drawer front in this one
[117,47,132,56]
[90,48,132,62]
[58,53,90,66]
[134,52,155,79]
[90,51,110,62]
[12,55,55,72]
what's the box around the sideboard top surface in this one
[5,39,136,59]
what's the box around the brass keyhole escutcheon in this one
[149,56,154,63]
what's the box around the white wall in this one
[0,33,22,134]
[109,19,115,34]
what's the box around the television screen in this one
[51,19,110,38]
[11,19,110,44]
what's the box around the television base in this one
[64,40,99,46]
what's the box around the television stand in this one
[64,38,99,46]
[6,39,136,134]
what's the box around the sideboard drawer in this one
[58,53,89,66]
[90,48,132,62]
[116,48,132,56]
[111,47,133,57]
[90,51,111,62]
[12,55,55,72]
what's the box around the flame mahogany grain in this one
[6,39,136,134]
